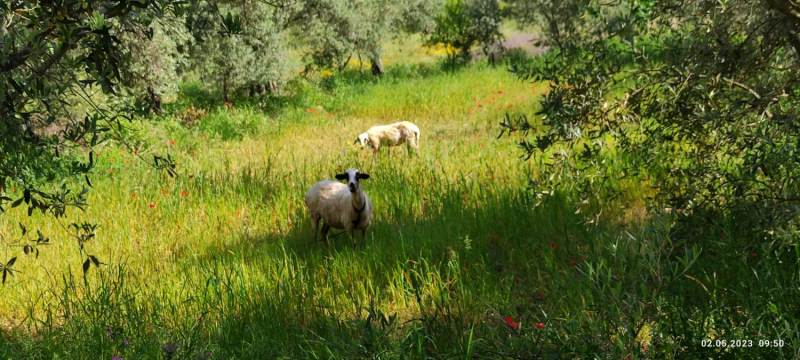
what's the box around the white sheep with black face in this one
[304,168,374,246]
[356,121,420,152]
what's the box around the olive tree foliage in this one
[502,0,800,234]
[0,0,181,281]
[505,0,590,49]
[186,0,290,101]
[425,0,503,65]
[284,0,444,75]
[118,16,193,112]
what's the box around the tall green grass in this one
[1,50,798,358]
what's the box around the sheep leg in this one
[321,223,331,245]
[371,139,380,155]
[310,215,320,242]
[348,229,357,247]
[360,228,367,247]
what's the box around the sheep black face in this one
[335,168,370,193]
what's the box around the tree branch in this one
[764,0,800,26]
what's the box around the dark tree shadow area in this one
[181,170,598,357]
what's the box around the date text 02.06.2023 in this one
[701,339,785,348]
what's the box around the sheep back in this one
[391,121,420,147]
[366,125,403,148]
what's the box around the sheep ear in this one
[335,174,347,180]
[358,173,370,180]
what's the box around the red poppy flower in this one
[498,90,503,94]
[570,260,577,265]
[493,234,500,238]
[131,194,136,198]
[110,158,114,162]
[236,211,242,216]
[536,323,545,328]
[538,292,545,297]
[149,203,154,208]
[180,190,188,196]
[498,107,502,110]
[514,278,520,284]
[549,242,556,249]
[170,140,175,145]
[580,257,585,262]
[12,187,16,192]
[751,252,757,257]
[478,104,482,108]
[288,222,293,227]
[109,168,114,173]
[503,317,520,330]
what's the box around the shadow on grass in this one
[185,177,593,357]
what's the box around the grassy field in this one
[1,36,799,359]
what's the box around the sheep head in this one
[335,168,370,193]
[357,133,370,148]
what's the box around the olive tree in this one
[425,0,504,65]
[0,0,182,281]
[503,0,800,234]
[119,16,193,112]
[285,0,444,75]
[186,0,290,101]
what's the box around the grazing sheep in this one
[356,121,420,152]
[304,168,374,246]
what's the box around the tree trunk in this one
[371,57,384,76]
[223,76,229,103]
[146,86,162,113]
